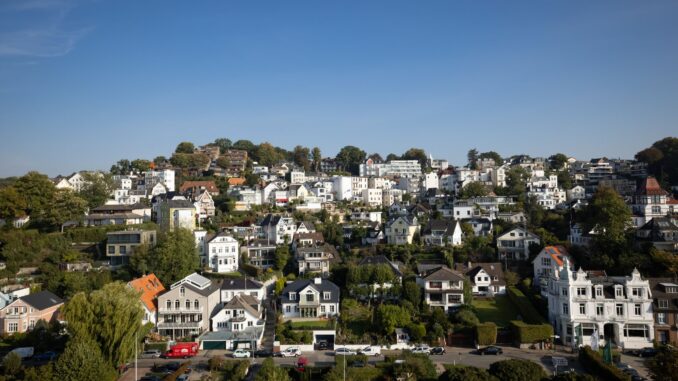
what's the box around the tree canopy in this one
[458,182,489,199]
[175,141,195,154]
[635,137,678,188]
[401,148,428,168]
[54,335,117,381]
[130,228,199,284]
[335,145,367,175]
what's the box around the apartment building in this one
[106,229,157,266]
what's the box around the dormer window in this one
[615,287,623,298]
[289,292,296,301]
[323,292,331,300]
[595,287,603,298]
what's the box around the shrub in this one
[488,359,547,381]
[240,262,262,277]
[578,346,630,381]
[475,323,497,345]
[506,286,545,324]
[509,321,553,344]
[441,365,498,381]
[453,309,480,327]
[208,355,224,371]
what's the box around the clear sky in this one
[1,0,677,177]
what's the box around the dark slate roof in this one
[423,219,457,235]
[423,266,465,282]
[20,291,63,310]
[260,214,285,227]
[224,294,261,317]
[220,278,264,291]
[357,255,403,277]
[280,279,340,304]
[454,262,506,286]
[648,278,678,311]
[183,281,221,297]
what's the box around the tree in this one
[402,281,421,307]
[213,138,233,153]
[479,151,503,166]
[386,153,400,161]
[23,364,55,381]
[275,245,290,271]
[147,229,200,285]
[458,182,489,199]
[255,358,291,381]
[550,373,595,381]
[467,149,479,169]
[368,153,384,163]
[2,351,22,376]
[335,145,366,175]
[130,159,151,173]
[311,147,322,172]
[175,141,195,154]
[548,153,568,170]
[402,148,428,168]
[44,189,87,232]
[129,244,152,276]
[375,304,411,334]
[636,137,678,187]
[54,335,116,381]
[14,171,55,219]
[109,159,132,175]
[78,173,114,209]
[583,186,631,245]
[524,195,545,229]
[254,142,282,166]
[153,156,166,166]
[452,308,479,326]
[292,146,311,171]
[488,359,547,381]
[505,166,529,200]
[0,186,27,221]
[232,139,256,154]
[647,346,678,381]
[440,365,498,381]
[216,156,231,170]
[407,322,426,342]
[651,248,678,277]
[61,282,145,371]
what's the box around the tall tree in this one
[175,141,195,154]
[213,138,233,153]
[548,153,568,170]
[292,145,311,171]
[54,335,116,381]
[467,148,479,169]
[61,282,145,372]
[458,182,489,199]
[45,190,88,232]
[335,145,366,175]
[311,147,322,172]
[648,346,678,381]
[130,159,152,173]
[79,173,114,209]
[275,245,290,271]
[14,171,56,219]
[402,148,428,168]
[479,151,503,166]
[232,139,256,154]
[109,159,132,175]
[254,142,281,166]
[148,229,200,284]
[636,137,678,188]
[386,153,400,161]
[583,186,632,245]
[0,186,27,221]
[216,156,231,170]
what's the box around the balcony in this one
[157,321,202,329]
[158,307,202,314]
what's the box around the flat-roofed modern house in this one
[106,229,157,266]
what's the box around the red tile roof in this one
[228,177,246,186]
[128,274,165,312]
[180,181,219,194]
[544,245,569,266]
[637,177,669,196]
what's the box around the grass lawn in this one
[289,320,332,330]
[472,295,520,328]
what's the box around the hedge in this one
[475,323,497,345]
[578,346,630,381]
[517,281,548,319]
[506,286,545,324]
[509,321,553,344]
[240,262,262,277]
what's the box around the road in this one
[119,345,651,380]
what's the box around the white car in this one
[280,347,302,357]
[232,349,251,358]
[359,346,381,356]
[335,347,357,356]
[411,346,431,355]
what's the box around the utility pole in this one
[134,331,138,381]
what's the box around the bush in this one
[506,286,545,324]
[441,365,498,381]
[163,361,192,381]
[475,323,497,346]
[208,355,224,371]
[488,359,547,381]
[578,346,630,381]
[509,321,553,344]
[240,262,262,277]
[453,308,480,327]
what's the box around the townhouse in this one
[206,233,239,273]
[648,278,678,345]
[128,273,165,326]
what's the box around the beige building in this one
[0,291,64,334]
[157,273,221,339]
[107,229,157,266]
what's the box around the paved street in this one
[119,344,652,380]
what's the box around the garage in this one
[313,330,336,350]
[202,340,227,350]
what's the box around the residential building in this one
[106,229,157,266]
[260,214,296,244]
[144,169,175,192]
[220,278,266,303]
[85,203,150,227]
[0,291,64,335]
[533,246,571,296]
[356,255,403,295]
[496,228,541,261]
[566,186,586,202]
[632,177,673,227]
[128,274,165,326]
[467,217,493,237]
[384,216,420,245]
[547,265,654,349]
[362,188,383,207]
[157,273,221,338]
[281,278,340,319]
[243,240,277,270]
[206,233,239,273]
[648,278,678,345]
[219,149,248,174]
[417,266,465,313]
[636,217,678,252]
[320,158,338,173]
[157,199,197,231]
[454,262,506,296]
[359,159,422,178]
[209,294,265,350]
[180,181,220,197]
[0,286,29,310]
[568,223,595,247]
[422,219,462,247]
[296,244,338,276]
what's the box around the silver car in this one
[139,350,162,359]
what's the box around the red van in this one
[162,342,199,359]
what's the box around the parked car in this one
[280,347,302,357]
[411,346,431,355]
[254,349,273,358]
[335,347,357,356]
[633,347,657,357]
[9,347,34,359]
[317,341,329,350]
[233,349,251,358]
[359,346,381,356]
[430,347,446,355]
[33,351,57,362]
[140,350,162,359]
[176,375,189,381]
[140,377,162,381]
[478,346,503,355]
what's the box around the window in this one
[616,304,624,316]
[8,323,18,333]
[657,313,667,324]
[29,320,35,329]
[429,281,442,289]
[562,288,568,296]
[577,287,587,297]
[108,246,115,254]
[624,324,649,338]
[595,287,603,298]
[320,305,326,313]
[323,292,331,300]
[194,300,199,309]
[285,306,290,313]
[166,300,171,309]
[596,304,604,316]
[306,292,314,302]
[290,292,296,301]
[579,304,586,315]
[632,288,643,298]
[652,206,661,214]
[542,257,551,266]
[175,300,180,309]
[120,246,127,255]
[563,303,569,314]
[666,287,678,293]
[659,300,669,309]
[180,287,185,296]
[615,287,623,298]
[185,300,190,309]
[582,323,596,336]
[330,305,335,313]
[634,304,642,316]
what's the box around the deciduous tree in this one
[311,147,322,172]
[293,145,311,171]
[79,172,114,209]
[255,358,291,381]
[335,145,366,175]
[54,335,116,381]
[14,171,55,219]
[146,229,200,285]
[175,141,195,154]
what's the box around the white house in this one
[422,219,462,247]
[260,214,297,244]
[533,245,572,296]
[496,227,541,261]
[566,186,586,202]
[220,278,266,304]
[208,294,265,350]
[280,278,340,319]
[362,188,383,207]
[206,234,239,273]
[454,262,506,296]
[417,266,465,312]
[547,264,654,349]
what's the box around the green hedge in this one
[506,286,545,324]
[475,323,497,345]
[578,346,630,381]
[240,262,262,278]
[509,321,553,344]
[517,281,548,319]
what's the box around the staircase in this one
[261,299,277,351]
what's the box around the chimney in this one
[467,261,472,269]
[314,277,322,285]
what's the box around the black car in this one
[254,349,273,358]
[630,347,657,357]
[478,346,503,355]
[317,341,329,350]
[351,360,367,368]
[140,377,162,381]
[430,347,446,355]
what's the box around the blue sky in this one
[1,0,677,177]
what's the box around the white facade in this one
[359,160,422,178]
[566,186,586,202]
[362,188,383,207]
[496,228,541,261]
[422,172,439,191]
[533,246,572,296]
[332,176,353,201]
[548,265,654,350]
[207,235,239,273]
[144,169,175,192]
[290,171,306,185]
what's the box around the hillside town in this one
[0,137,676,381]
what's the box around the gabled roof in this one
[223,294,261,318]
[171,272,211,290]
[454,262,505,286]
[220,278,264,291]
[293,232,325,244]
[422,266,465,282]
[228,178,246,186]
[357,255,403,277]
[19,291,63,310]
[128,274,165,312]
[179,181,219,194]
[534,245,569,266]
[386,215,418,227]
[281,279,340,304]
[637,177,669,196]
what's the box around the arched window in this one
[194,300,199,309]
[175,300,180,309]
[185,300,191,309]
[166,300,171,309]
